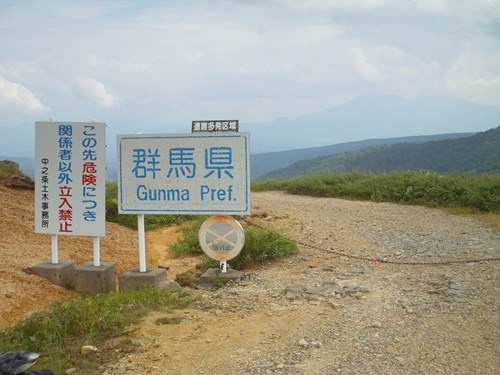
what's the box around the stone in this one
[81,345,99,355]
[308,259,319,268]
[297,338,308,347]
[159,280,181,291]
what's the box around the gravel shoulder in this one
[105,192,500,374]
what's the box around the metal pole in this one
[51,234,58,264]
[93,236,100,267]
[138,214,146,272]
[220,260,227,273]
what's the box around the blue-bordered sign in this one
[117,132,251,215]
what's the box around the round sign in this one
[198,216,245,261]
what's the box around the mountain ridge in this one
[262,126,500,179]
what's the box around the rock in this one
[159,280,181,291]
[65,368,77,375]
[285,285,306,294]
[297,338,309,347]
[81,345,99,355]
[309,259,319,268]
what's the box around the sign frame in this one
[35,121,106,237]
[117,132,251,215]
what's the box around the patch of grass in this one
[0,288,192,373]
[171,219,298,270]
[481,213,500,232]
[0,160,30,179]
[253,171,500,213]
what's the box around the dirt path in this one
[104,192,499,374]
[0,184,498,373]
[146,225,201,280]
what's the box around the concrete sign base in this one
[118,268,167,291]
[199,268,243,290]
[32,260,75,288]
[74,262,116,294]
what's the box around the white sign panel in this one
[117,133,251,215]
[198,216,245,261]
[35,121,106,236]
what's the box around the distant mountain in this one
[262,126,500,179]
[251,132,473,178]
[245,94,500,153]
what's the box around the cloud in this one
[0,75,48,112]
[76,76,119,108]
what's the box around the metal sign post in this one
[138,214,147,272]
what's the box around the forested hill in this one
[251,132,472,178]
[262,126,500,179]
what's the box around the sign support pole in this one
[51,234,58,264]
[138,214,146,272]
[93,236,100,267]
[220,261,227,273]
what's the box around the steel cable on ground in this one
[240,217,500,266]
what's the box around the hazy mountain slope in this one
[247,94,500,153]
[262,126,500,179]
[251,133,473,178]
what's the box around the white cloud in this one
[351,47,381,82]
[76,76,119,108]
[0,75,48,112]
[84,54,156,74]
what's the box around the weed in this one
[0,288,192,373]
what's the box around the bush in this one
[253,171,500,212]
[171,219,298,270]
[0,288,191,373]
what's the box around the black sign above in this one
[192,120,239,133]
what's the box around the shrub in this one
[254,171,500,212]
[171,219,298,270]
[0,288,191,373]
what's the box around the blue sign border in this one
[118,133,250,214]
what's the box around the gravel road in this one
[104,192,499,375]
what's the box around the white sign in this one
[35,121,106,236]
[117,132,251,215]
[198,216,245,261]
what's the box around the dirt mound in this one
[0,185,142,326]
[0,176,34,189]
[0,183,201,328]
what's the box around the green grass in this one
[0,160,30,178]
[252,171,500,213]
[171,218,298,270]
[0,288,192,374]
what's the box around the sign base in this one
[199,268,243,290]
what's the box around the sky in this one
[1,0,499,150]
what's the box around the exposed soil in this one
[1,182,499,374]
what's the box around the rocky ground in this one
[102,192,499,375]
[0,181,498,374]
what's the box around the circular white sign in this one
[198,216,245,261]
